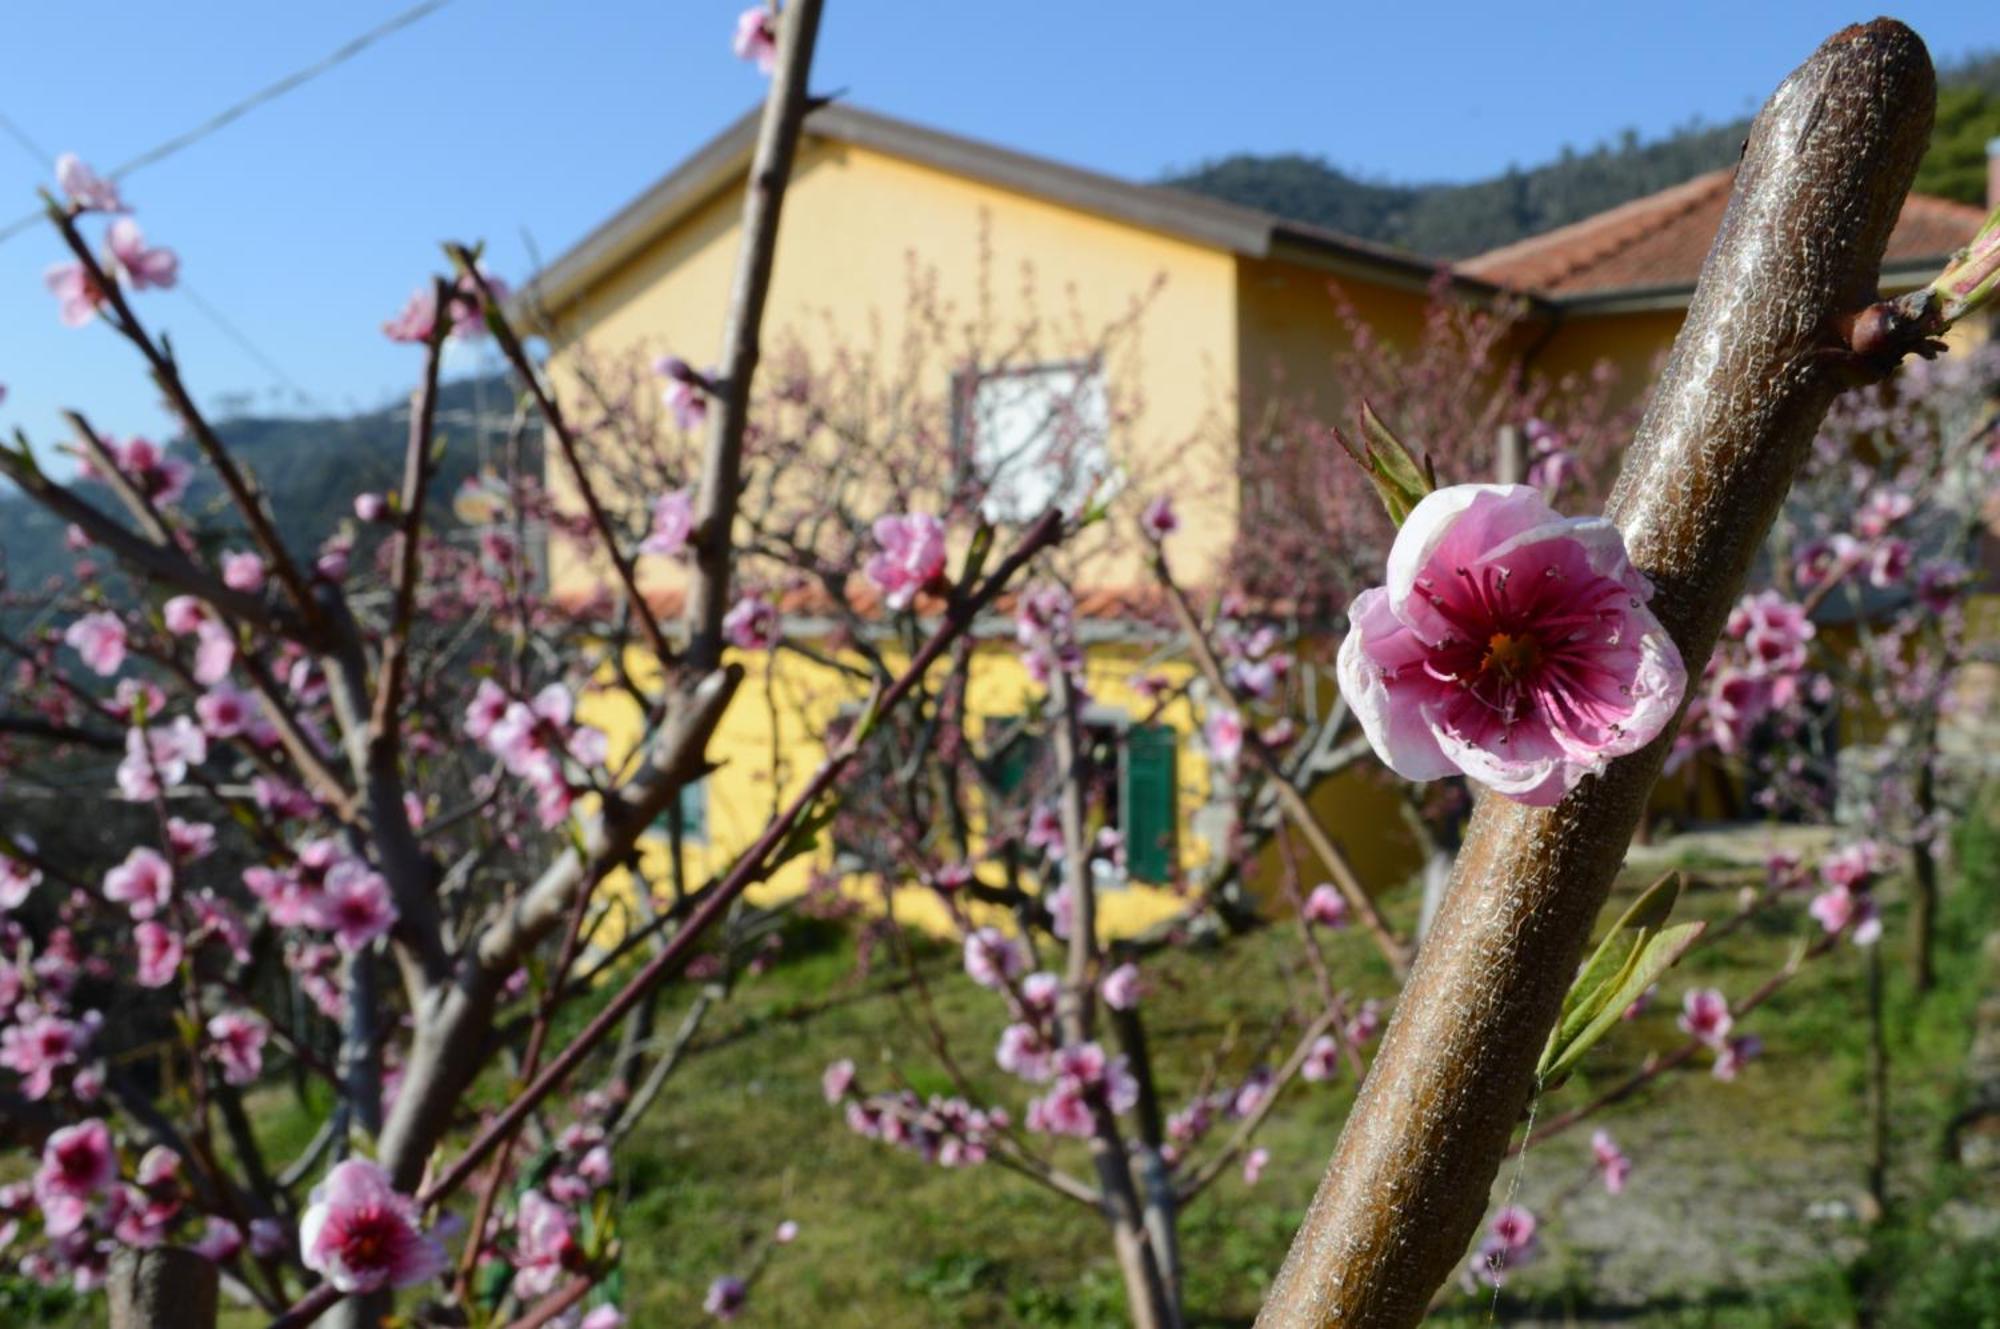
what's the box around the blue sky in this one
[0,1,1991,453]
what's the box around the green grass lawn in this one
[15,807,2000,1327]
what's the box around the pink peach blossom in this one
[1337,484,1685,806]
[511,1189,578,1299]
[1019,971,1061,1012]
[963,927,1027,989]
[996,1022,1054,1082]
[731,5,777,73]
[1469,1203,1540,1287]
[723,595,779,650]
[1204,706,1245,770]
[45,261,107,326]
[106,218,178,291]
[1809,886,1882,946]
[1302,883,1349,929]
[1819,841,1884,890]
[221,551,267,593]
[206,1011,268,1086]
[104,847,173,919]
[196,683,254,739]
[382,286,437,343]
[298,1158,445,1294]
[124,720,208,791]
[312,862,398,951]
[821,1058,855,1103]
[92,435,190,505]
[1868,538,1912,587]
[1301,1034,1341,1083]
[865,512,948,609]
[134,921,182,988]
[192,1216,244,1263]
[1590,1129,1632,1194]
[162,595,209,636]
[1712,1033,1763,1081]
[464,678,511,741]
[1242,1146,1270,1185]
[56,154,126,212]
[655,356,712,431]
[1,1010,99,1100]
[188,621,235,685]
[641,487,695,556]
[1140,494,1179,540]
[706,1272,748,1319]
[1099,961,1142,1011]
[34,1119,116,1238]
[0,839,42,910]
[1677,987,1732,1048]
[64,612,127,676]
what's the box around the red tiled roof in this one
[1460,168,1987,299]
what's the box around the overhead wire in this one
[0,0,457,409]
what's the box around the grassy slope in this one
[17,810,1997,1328]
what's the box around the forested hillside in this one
[0,375,519,604]
[1169,51,2000,257]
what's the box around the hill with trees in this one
[0,375,520,606]
[1168,52,2000,258]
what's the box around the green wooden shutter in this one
[1120,724,1177,884]
[653,779,708,844]
[988,716,1039,803]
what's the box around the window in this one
[650,778,709,845]
[978,713,1178,886]
[956,362,1113,523]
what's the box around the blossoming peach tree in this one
[0,4,1081,1326]
[6,10,2000,1329]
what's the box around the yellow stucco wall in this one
[580,636,1216,943]
[543,136,1244,601]
[1233,255,1436,429]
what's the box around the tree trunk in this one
[1255,21,1936,1326]
[108,1248,217,1329]
[1051,673,1179,1329]
[1909,714,1940,993]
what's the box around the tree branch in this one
[1256,21,1938,1326]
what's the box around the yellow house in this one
[520,105,1990,936]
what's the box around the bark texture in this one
[108,1248,218,1329]
[1257,20,1936,1326]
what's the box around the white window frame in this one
[955,360,1115,524]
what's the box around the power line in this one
[0,0,452,246]
[0,0,456,408]
[0,106,319,407]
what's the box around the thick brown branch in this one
[0,448,288,631]
[452,251,674,667]
[683,0,824,671]
[51,208,321,630]
[1257,20,1936,1326]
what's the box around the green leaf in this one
[1338,401,1438,527]
[473,1254,514,1310]
[1538,872,1706,1086]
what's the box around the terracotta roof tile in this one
[1460,169,1987,298]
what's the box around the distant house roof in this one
[1460,167,1987,308]
[521,103,1519,318]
